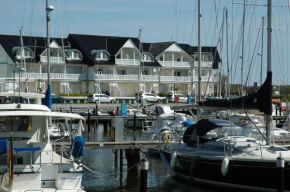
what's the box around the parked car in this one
[136,93,162,103]
[51,94,69,103]
[87,94,116,103]
[166,93,187,102]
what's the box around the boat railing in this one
[12,147,42,166]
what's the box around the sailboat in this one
[159,0,290,191]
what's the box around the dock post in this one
[125,149,140,169]
[133,112,137,141]
[140,158,148,192]
[87,109,91,139]
[120,149,123,173]
[277,154,284,192]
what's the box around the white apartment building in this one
[0,34,221,97]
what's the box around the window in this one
[12,46,34,60]
[175,71,181,76]
[118,70,126,75]
[0,116,32,132]
[91,50,110,61]
[160,57,163,61]
[142,52,154,62]
[142,69,149,75]
[177,58,180,62]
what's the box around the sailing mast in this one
[198,0,201,103]
[265,0,272,145]
[137,27,143,113]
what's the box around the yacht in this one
[0,92,86,191]
[160,119,290,191]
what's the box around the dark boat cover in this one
[200,72,273,115]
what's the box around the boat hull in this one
[161,151,290,192]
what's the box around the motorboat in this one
[160,119,290,191]
[149,113,195,142]
[0,92,86,191]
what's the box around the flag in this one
[7,137,14,188]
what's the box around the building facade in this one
[0,34,221,97]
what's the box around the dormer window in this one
[92,50,110,61]
[64,49,83,60]
[12,46,34,60]
[141,52,154,62]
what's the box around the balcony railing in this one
[20,73,82,81]
[159,61,190,68]
[115,59,140,65]
[40,56,65,64]
[194,61,213,68]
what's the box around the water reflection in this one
[82,123,232,192]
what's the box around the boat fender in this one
[170,152,177,168]
[189,159,197,182]
[221,157,229,176]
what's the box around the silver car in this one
[87,94,116,103]
[136,93,162,102]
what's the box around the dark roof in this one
[148,42,174,57]
[0,34,84,64]
[68,34,141,66]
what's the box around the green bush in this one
[157,92,167,97]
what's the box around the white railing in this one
[101,74,159,82]
[40,56,65,64]
[161,76,191,82]
[194,61,213,68]
[22,73,82,81]
[160,61,190,68]
[115,59,140,65]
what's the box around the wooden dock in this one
[55,140,164,150]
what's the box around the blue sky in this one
[1,0,290,87]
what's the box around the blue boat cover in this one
[183,121,195,127]
[0,139,8,155]
[42,84,52,110]
[73,136,85,158]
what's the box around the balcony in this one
[194,61,213,68]
[159,61,190,68]
[90,74,218,83]
[20,73,83,81]
[115,59,140,65]
[100,74,159,82]
[40,56,65,64]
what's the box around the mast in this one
[137,27,142,113]
[260,17,265,86]
[241,0,246,95]
[198,0,201,103]
[265,0,272,145]
[226,8,230,97]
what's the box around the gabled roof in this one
[68,34,141,66]
[68,34,161,67]
[0,34,83,64]
[148,42,175,57]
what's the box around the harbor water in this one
[81,123,232,192]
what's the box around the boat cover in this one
[73,136,85,158]
[0,139,7,155]
[200,72,273,115]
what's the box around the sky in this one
[1,0,290,88]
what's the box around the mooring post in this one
[87,109,91,139]
[140,158,148,192]
[133,112,137,141]
[120,149,123,173]
[277,154,284,192]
